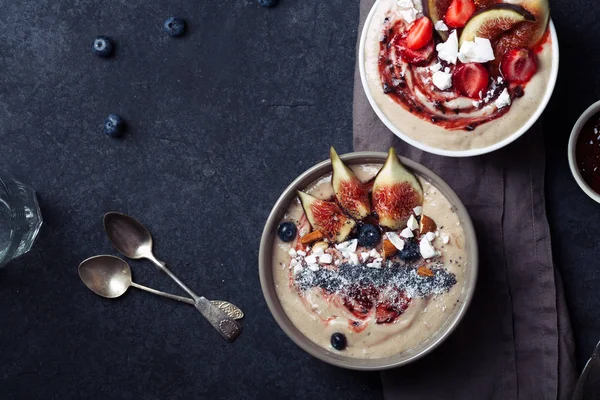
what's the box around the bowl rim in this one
[258,151,479,370]
[358,0,560,158]
[567,100,600,203]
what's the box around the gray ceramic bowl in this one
[259,151,478,370]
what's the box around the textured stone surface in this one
[545,0,600,372]
[0,1,382,398]
[0,0,596,398]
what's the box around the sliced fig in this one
[371,148,423,230]
[423,0,452,40]
[513,0,550,46]
[459,4,535,45]
[297,191,356,243]
[330,147,370,220]
[492,0,550,59]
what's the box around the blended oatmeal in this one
[272,148,468,358]
[362,0,553,151]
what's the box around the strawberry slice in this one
[452,63,489,99]
[343,287,377,319]
[395,36,435,66]
[376,303,400,324]
[406,17,433,50]
[375,294,411,324]
[444,0,476,29]
[500,48,538,84]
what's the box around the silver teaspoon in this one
[103,212,243,342]
[78,255,244,320]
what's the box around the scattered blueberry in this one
[398,238,421,261]
[277,222,297,242]
[331,333,347,351]
[92,36,114,57]
[163,17,186,37]
[104,114,125,137]
[357,224,381,248]
[258,0,277,7]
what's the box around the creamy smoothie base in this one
[272,164,467,359]
[363,0,554,152]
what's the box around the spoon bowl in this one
[79,255,131,298]
[104,212,153,260]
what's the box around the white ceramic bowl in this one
[359,1,560,158]
[568,100,600,203]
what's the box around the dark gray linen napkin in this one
[353,1,577,398]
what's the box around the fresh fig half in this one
[493,0,550,60]
[330,147,371,220]
[423,0,452,41]
[459,4,535,45]
[371,148,423,230]
[297,191,356,243]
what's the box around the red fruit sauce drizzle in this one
[378,17,534,131]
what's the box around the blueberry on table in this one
[331,333,347,351]
[398,238,421,261]
[104,114,125,137]
[258,0,277,7]
[357,224,381,248]
[92,36,114,57]
[163,17,186,37]
[277,222,297,242]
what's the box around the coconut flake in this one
[436,30,459,64]
[400,227,414,238]
[386,232,406,251]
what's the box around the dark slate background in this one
[0,0,595,398]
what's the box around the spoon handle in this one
[147,255,199,299]
[147,255,243,342]
[130,282,195,305]
[194,297,243,343]
[130,283,244,320]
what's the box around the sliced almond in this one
[312,241,329,253]
[300,230,325,245]
[382,239,398,259]
[417,265,434,277]
[420,215,437,234]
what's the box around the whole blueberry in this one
[357,224,381,248]
[277,222,297,242]
[104,114,125,137]
[398,238,421,261]
[258,0,277,7]
[331,333,347,351]
[92,36,114,57]
[163,17,186,37]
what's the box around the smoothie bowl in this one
[360,0,558,157]
[259,149,478,370]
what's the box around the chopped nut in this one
[417,266,434,277]
[300,230,325,245]
[382,239,398,259]
[420,215,437,234]
[312,241,329,253]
